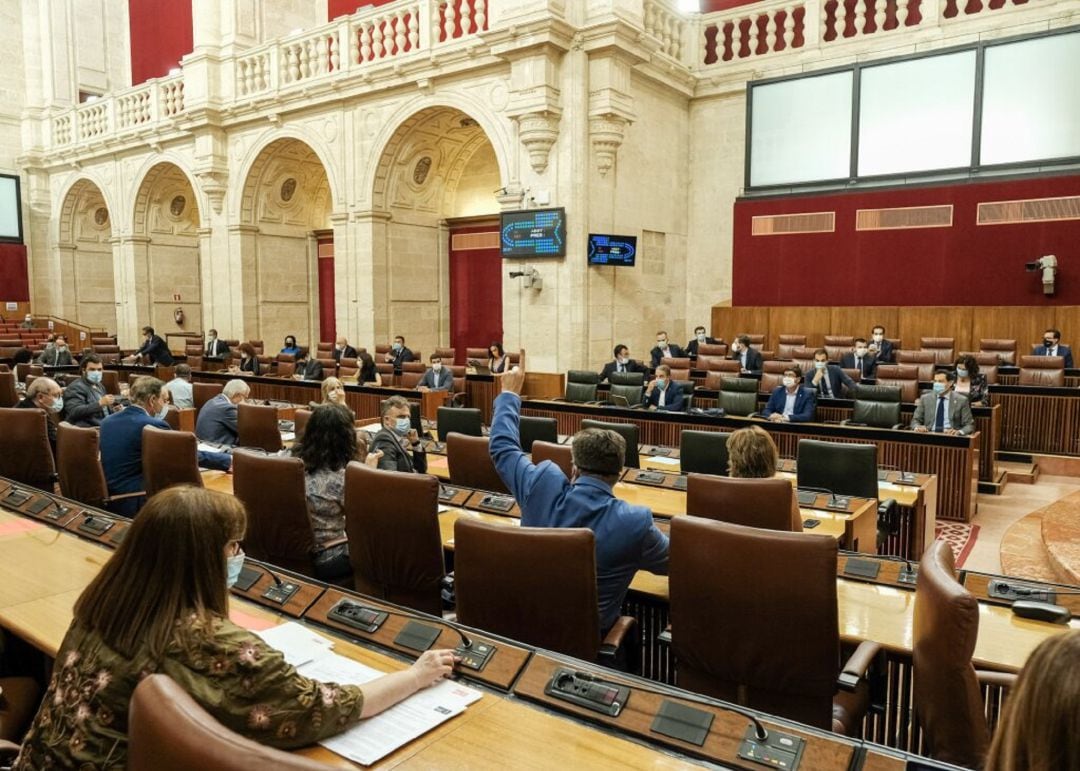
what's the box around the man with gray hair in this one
[489,368,669,633]
[195,378,250,447]
[370,395,427,473]
[99,376,172,516]
[16,376,63,454]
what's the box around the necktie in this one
[856,357,863,376]
[618,364,624,373]
[823,372,833,398]
[934,396,946,432]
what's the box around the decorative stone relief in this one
[516,111,561,174]
[488,80,510,112]
[197,170,228,214]
[589,115,630,177]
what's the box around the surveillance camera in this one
[1027,255,1058,296]
[509,270,525,279]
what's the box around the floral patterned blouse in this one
[305,466,347,548]
[14,613,365,770]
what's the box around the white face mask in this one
[782,376,796,387]
[696,333,706,343]
[855,347,868,356]
[657,339,667,347]
[432,363,442,371]
[328,389,342,402]
[872,334,883,342]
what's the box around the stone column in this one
[110,233,150,347]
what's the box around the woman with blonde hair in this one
[14,486,457,769]
[320,376,346,406]
[726,425,802,531]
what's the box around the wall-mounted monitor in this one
[500,207,566,258]
[0,175,22,243]
[587,233,637,267]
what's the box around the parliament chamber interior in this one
[1,0,1079,768]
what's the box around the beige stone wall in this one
[254,233,316,350]
[450,144,501,219]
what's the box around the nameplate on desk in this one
[843,558,881,580]
[672,476,687,491]
[394,620,441,652]
[650,699,713,747]
[478,494,515,512]
[633,471,668,487]
[328,598,388,634]
[796,490,818,507]
[78,515,114,536]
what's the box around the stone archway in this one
[57,179,116,331]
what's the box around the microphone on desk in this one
[245,560,301,604]
[330,596,474,650]
[797,485,844,506]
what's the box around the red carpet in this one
[934,522,980,569]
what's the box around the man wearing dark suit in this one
[99,376,172,516]
[644,365,685,412]
[649,331,685,368]
[417,354,453,391]
[129,326,174,365]
[685,326,720,358]
[382,335,414,374]
[869,325,894,363]
[293,350,325,381]
[332,336,359,362]
[15,377,62,454]
[763,365,817,423]
[729,334,763,375]
[840,338,877,379]
[62,354,116,428]
[808,349,857,400]
[37,335,74,366]
[204,329,231,359]
[599,345,646,382]
[371,395,427,474]
[1032,328,1074,369]
[911,371,975,435]
[195,379,250,447]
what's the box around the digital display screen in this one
[500,208,566,257]
[0,175,22,243]
[587,234,637,267]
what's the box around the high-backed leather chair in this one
[679,430,730,476]
[57,422,111,508]
[436,406,482,442]
[530,440,573,478]
[696,355,738,372]
[465,346,489,363]
[608,371,645,387]
[293,408,312,442]
[338,357,359,379]
[718,377,758,417]
[686,475,799,531]
[660,356,691,370]
[702,371,731,389]
[674,380,694,410]
[920,337,955,365]
[697,342,729,357]
[0,371,15,408]
[759,372,782,394]
[447,434,508,493]
[401,361,426,375]
[343,462,444,616]
[99,369,120,396]
[913,540,1016,767]
[193,382,224,414]
[518,415,558,452]
[737,334,766,351]
[978,338,1016,365]
[142,426,204,497]
[796,439,878,500]
[454,517,637,667]
[128,674,328,771]
[232,450,319,577]
[874,364,919,402]
[564,370,600,402]
[400,371,423,389]
[276,361,295,378]
[1019,354,1065,386]
[843,385,904,429]
[776,334,807,359]
[669,517,878,733]
[92,344,121,364]
[248,340,265,356]
[433,346,456,363]
[607,380,643,406]
[980,364,999,385]
[0,676,40,743]
[895,350,936,382]
[824,335,854,362]
[580,418,639,469]
[237,402,283,453]
[763,360,788,374]
[0,407,56,491]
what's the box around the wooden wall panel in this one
[830,307,899,344]
[711,307,770,342]
[971,307,1056,355]
[768,307,831,349]
[896,307,973,354]
[1052,307,1080,350]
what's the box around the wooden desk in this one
[990,384,1080,456]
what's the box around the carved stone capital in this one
[196,170,228,214]
[589,115,630,177]
[516,111,561,175]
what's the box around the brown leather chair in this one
[697,342,728,357]
[913,540,1016,767]
[402,361,427,374]
[338,357,359,378]
[824,335,854,362]
[128,674,328,771]
[978,338,1016,365]
[56,422,143,509]
[232,450,320,577]
[247,340,265,356]
[660,356,691,370]
[981,364,999,385]
[276,361,295,378]
[293,408,312,441]
[696,355,736,372]
[454,517,637,667]
[776,334,807,359]
[685,475,800,531]
[703,371,736,390]
[530,440,572,478]
[446,433,508,493]
[762,360,788,374]
[465,346,489,363]
[920,337,955,365]
[142,426,204,497]
[791,348,818,375]
[193,382,223,414]
[895,350,936,382]
[874,364,920,402]
[0,371,15,408]
[343,462,444,616]
[0,676,40,743]
[0,407,56,491]
[759,372,782,394]
[400,371,423,389]
[237,402,283,453]
[433,346,456,362]
[1018,354,1065,386]
[736,334,765,350]
[92,344,122,364]
[669,517,879,734]
[959,351,1000,368]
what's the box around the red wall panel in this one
[329,0,397,19]
[449,224,502,366]
[129,0,193,85]
[733,174,1080,306]
[0,243,29,302]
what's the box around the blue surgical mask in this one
[932,382,946,394]
[49,396,64,413]
[696,333,706,343]
[814,360,827,370]
[86,370,103,384]
[394,417,411,435]
[156,403,169,420]
[392,342,402,351]
[956,367,968,378]
[226,552,245,588]
[656,378,667,390]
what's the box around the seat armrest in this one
[320,536,349,550]
[891,423,904,430]
[105,490,146,503]
[598,615,638,671]
[976,670,1018,690]
[601,616,637,650]
[0,739,20,760]
[838,640,881,692]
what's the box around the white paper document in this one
[647,455,681,466]
[301,653,482,765]
[255,621,335,667]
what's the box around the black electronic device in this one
[988,579,1056,604]
[478,494,515,512]
[394,620,441,652]
[2,488,31,508]
[454,639,496,672]
[796,490,818,507]
[234,565,262,592]
[262,581,301,604]
[803,519,820,529]
[825,496,851,511]
[587,233,637,267]
[736,724,806,770]
[500,208,566,258]
[634,471,667,487]
[897,562,919,585]
[278,420,295,432]
[1011,600,1071,624]
[843,558,881,580]
[27,497,69,519]
[438,484,462,503]
[328,598,389,634]
[78,514,114,536]
[545,668,630,717]
[646,446,671,456]
[650,699,714,746]
[672,476,687,491]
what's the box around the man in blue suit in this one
[1032,328,1074,369]
[763,365,817,423]
[808,349,857,400]
[99,377,172,516]
[417,354,453,391]
[489,367,669,633]
[644,364,685,412]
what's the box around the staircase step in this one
[999,461,1039,485]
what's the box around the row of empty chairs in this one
[737,335,1022,365]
